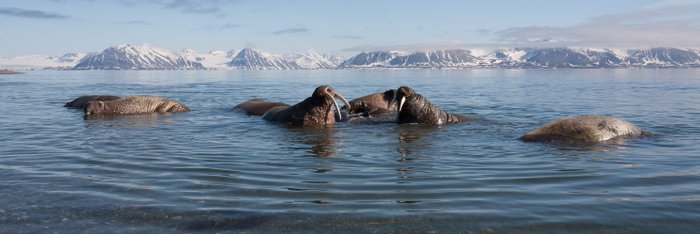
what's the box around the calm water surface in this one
[1,70,699,232]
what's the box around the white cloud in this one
[495,3,700,49]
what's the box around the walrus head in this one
[383,89,397,103]
[388,86,468,124]
[83,100,105,115]
[390,86,416,113]
[311,85,351,121]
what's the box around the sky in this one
[1,0,699,57]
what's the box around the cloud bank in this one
[495,3,700,49]
[271,27,309,35]
[113,0,239,17]
[344,3,700,53]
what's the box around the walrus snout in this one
[389,86,415,112]
[318,86,351,121]
[64,95,120,109]
[83,100,105,115]
[261,85,351,126]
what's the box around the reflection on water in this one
[285,126,337,158]
[395,124,439,157]
[396,124,439,143]
[541,136,635,152]
[83,113,181,128]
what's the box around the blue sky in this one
[1,0,699,57]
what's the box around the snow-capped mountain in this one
[173,49,201,62]
[481,48,528,67]
[325,54,345,66]
[57,53,86,63]
[626,48,700,67]
[285,50,342,69]
[5,45,700,70]
[0,53,86,70]
[341,47,700,68]
[389,50,478,67]
[579,49,624,67]
[174,49,237,70]
[339,50,479,68]
[484,48,598,68]
[73,44,205,70]
[523,48,596,68]
[338,51,405,68]
[228,48,300,70]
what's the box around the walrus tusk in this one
[326,93,342,121]
[398,96,406,112]
[334,93,351,112]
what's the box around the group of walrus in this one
[65,85,645,144]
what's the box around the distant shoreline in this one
[18,67,700,71]
[0,69,22,74]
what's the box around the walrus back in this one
[346,92,393,115]
[262,106,290,122]
[89,95,190,114]
[445,113,470,123]
[155,100,191,112]
[520,115,643,142]
[235,99,289,115]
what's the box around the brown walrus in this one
[519,115,644,143]
[343,89,396,117]
[64,95,121,109]
[234,98,290,115]
[83,95,190,115]
[262,85,351,126]
[389,86,469,124]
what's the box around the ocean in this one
[1,69,699,232]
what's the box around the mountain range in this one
[341,48,700,68]
[2,44,700,70]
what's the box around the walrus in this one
[262,85,351,127]
[64,95,121,109]
[83,95,191,115]
[389,86,469,124]
[343,89,396,117]
[519,115,644,143]
[234,98,290,115]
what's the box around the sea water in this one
[1,69,699,232]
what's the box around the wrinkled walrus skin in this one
[234,98,290,116]
[262,85,351,127]
[84,95,190,115]
[343,89,396,118]
[519,115,644,143]
[64,95,121,109]
[390,86,469,125]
